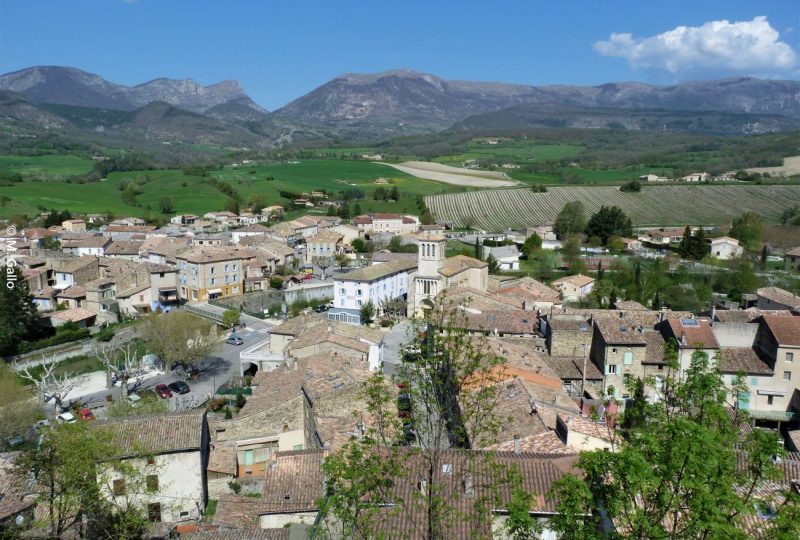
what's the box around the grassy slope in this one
[0,159,460,218]
[0,154,95,179]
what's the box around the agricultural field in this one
[0,154,95,179]
[382,161,519,188]
[0,158,459,218]
[426,184,800,231]
[432,139,584,165]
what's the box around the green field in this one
[0,154,95,179]
[0,158,461,218]
[433,140,584,165]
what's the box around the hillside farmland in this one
[425,184,800,230]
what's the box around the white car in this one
[56,412,76,424]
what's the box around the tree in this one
[0,362,43,445]
[158,196,174,214]
[373,187,386,201]
[15,354,89,412]
[474,237,482,259]
[584,205,632,245]
[221,308,241,330]
[562,234,585,275]
[334,252,350,271]
[390,185,399,201]
[0,267,41,356]
[549,345,799,539]
[730,212,763,251]
[485,253,500,274]
[420,209,434,225]
[315,256,332,280]
[607,235,624,253]
[14,422,149,539]
[359,301,375,325]
[338,204,351,219]
[554,201,586,239]
[140,311,218,370]
[619,179,642,192]
[223,197,239,214]
[522,233,542,258]
[318,299,520,539]
[95,342,145,398]
[530,250,557,281]
[353,202,362,216]
[388,236,416,253]
[269,276,284,290]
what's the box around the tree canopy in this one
[554,201,587,239]
[730,212,764,251]
[585,205,633,245]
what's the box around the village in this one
[0,199,799,538]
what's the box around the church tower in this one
[417,232,445,277]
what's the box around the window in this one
[357,289,362,296]
[787,352,794,363]
[112,479,126,496]
[146,475,159,492]
[233,263,237,271]
[224,264,229,272]
[340,288,345,295]
[612,348,618,354]
[210,278,216,285]
[751,377,758,386]
[607,364,617,375]
[784,371,791,381]
[147,503,161,523]
[210,266,215,274]
[244,450,254,465]
[358,300,363,306]
[623,352,633,365]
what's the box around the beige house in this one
[61,219,87,233]
[305,231,344,264]
[353,213,419,235]
[551,274,595,301]
[177,246,256,301]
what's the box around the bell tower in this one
[417,233,445,277]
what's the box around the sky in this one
[0,0,798,110]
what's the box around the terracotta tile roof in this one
[52,255,97,273]
[438,255,487,277]
[104,225,156,233]
[643,332,667,364]
[594,319,649,345]
[757,287,800,309]
[178,246,256,264]
[207,445,236,476]
[552,273,595,288]
[445,286,523,310]
[307,230,343,244]
[62,235,110,248]
[261,450,325,513]
[490,430,572,454]
[719,348,774,375]
[50,307,96,322]
[55,285,86,299]
[104,240,143,255]
[495,276,560,304]
[544,355,604,380]
[234,224,271,233]
[181,530,289,540]
[371,250,418,264]
[337,259,416,282]
[456,309,538,335]
[614,300,649,311]
[470,378,550,449]
[761,315,800,347]
[786,246,800,257]
[0,452,36,521]
[94,410,205,458]
[714,308,794,323]
[664,318,719,348]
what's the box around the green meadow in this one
[433,140,584,165]
[0,154,95,179]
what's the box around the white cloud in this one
[594,16,797,75]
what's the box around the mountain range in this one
[1,66,800,154]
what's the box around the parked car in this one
[168,381,190,395]
[155,383,173,399]
[56,412,76,424]
[78,408,95,421]
[226,336,244,346]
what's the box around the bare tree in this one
[314,255,332,280]
[94,342,143,397]
[14,355,89,412]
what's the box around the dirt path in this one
[379,161,519,188]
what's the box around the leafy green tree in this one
[562,234,585,275]
[334,252,350,270]
[141,311,218,370]
[549,345,799,539]
[359,301,375,325]
[390,185,399,201]
[420,209,434,225]
[14,422,149,538]
[315,256,332,279]
[223,197,239,214]
[474,237,481,259]
[0,267,41,356]
[0,362,43,444]
[269,276,284,289]
[486,253,500,274]
[530,250,558,281]
[338,204,351,219]
[584,205,632,245]
[554,201,586,239]
[522,233,542,258]
[158,196,174,214]
[221,308,241,329]
[317,301,519,539]
[353,202,362,216]
[730,211,763,251]
[373,187,386,201]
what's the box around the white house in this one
[709,236,744,260]
[231,224,271,244]
[353,213,419,235]
[681,172,710,182]
[483,244,520,271]
[97,411,208,524]
[329,259,417,324]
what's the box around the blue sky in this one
[0,0,798,110]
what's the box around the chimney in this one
[513,435,521,454]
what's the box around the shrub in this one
[207,397,227,412]
[95,327,115,342]
[235,393,247,410]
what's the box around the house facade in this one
[177,246,256,302]
[710,236,744,260]
[330,260,417,324]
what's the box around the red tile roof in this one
[761,315,800,347]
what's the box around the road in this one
[68,322,273,413]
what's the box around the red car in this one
[78,408,95,421]
[155,383,173,399]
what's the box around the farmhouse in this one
[551,274,595,301]
[640,227,687,245]
[709,236,744,260]
[681,172,710,182]
[639,173,669,182]
[353,213,419,235]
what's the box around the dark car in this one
[226,336,244,346]
[155,383,172,399]
[168,381,190,395]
